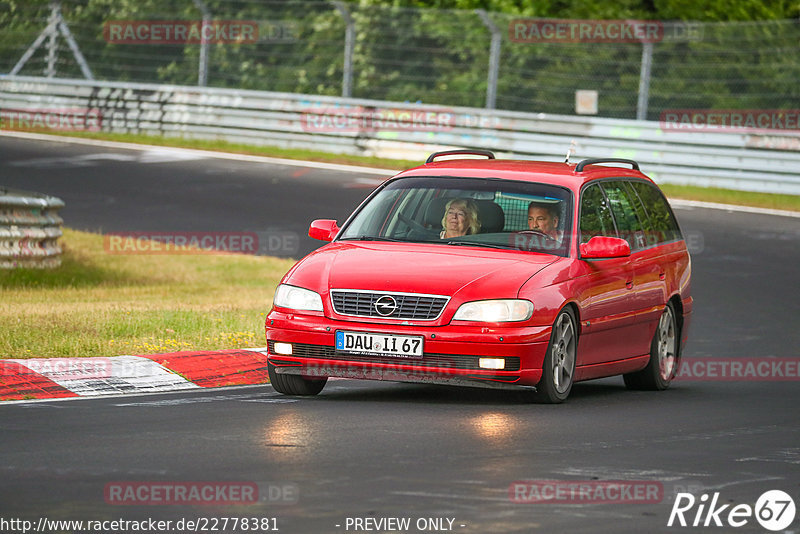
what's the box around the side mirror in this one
[308,219,339,242]
[580,236,631,259]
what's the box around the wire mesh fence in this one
[1,0,798,120]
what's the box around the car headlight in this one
[273,284,323,312]
[453,299,533,322]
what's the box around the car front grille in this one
[267,341,521,372]
[330,290,449,321]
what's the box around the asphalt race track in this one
[1,135,799,533]
[0,135,383,259]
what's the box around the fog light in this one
[273,342,293,356]
[479,358,505,370]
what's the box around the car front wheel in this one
[534,307,577,404]
[624,302,678,390]
[268,361,327,396]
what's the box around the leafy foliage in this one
[1,0,797,118]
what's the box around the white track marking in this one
[670,198,800,218]
[1,130,396,176]
[9,356,199,396]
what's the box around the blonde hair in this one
[442,198,481,235]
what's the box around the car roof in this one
[394,158,656,191]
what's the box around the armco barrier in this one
[0,187,64,269]
[1,75,799,194]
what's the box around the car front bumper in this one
[265,310,551,389]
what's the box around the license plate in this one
[335,330,424,359]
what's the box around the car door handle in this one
[626,280,634,290]
[659,272,666,280]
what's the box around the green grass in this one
[659,184,800,212]
[0,228,295,358]
[37,129,419,171]
[17,129,798,212]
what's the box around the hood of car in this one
[283,241,558,309]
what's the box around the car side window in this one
[601,181,646,250]
[622,180,657,248]
[579,183,616,244]
[630,181,682,243]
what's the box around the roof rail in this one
[575,158,640,172]
[426,149,496,164]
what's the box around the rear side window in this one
[601,181,647,250]
[622,181,655,244]
[629,181,682,243]
[579,183,615,244]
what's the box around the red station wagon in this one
[265,151,692,403]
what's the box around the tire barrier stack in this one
[0,187,64,269]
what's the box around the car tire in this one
[534,307,577,404]
[623,302,678,391]
[268,361,327,396]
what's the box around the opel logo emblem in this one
[374,295,398,316]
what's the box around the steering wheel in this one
[398,213,439,237]
[514,229,559,248]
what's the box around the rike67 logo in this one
[668,490,796,531]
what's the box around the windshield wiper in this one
[339,235,404,242]
[445,241,516,250]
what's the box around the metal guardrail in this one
[0,187,64,269]
[1,75,799,194]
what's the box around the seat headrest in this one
[476,200,505,233]
[424,197,505,233]
[424,197,452,228]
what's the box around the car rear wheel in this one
[624,302,678,390]
[268,361,327,396]
[534,307,577,404]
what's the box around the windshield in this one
[338,176,573,256]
